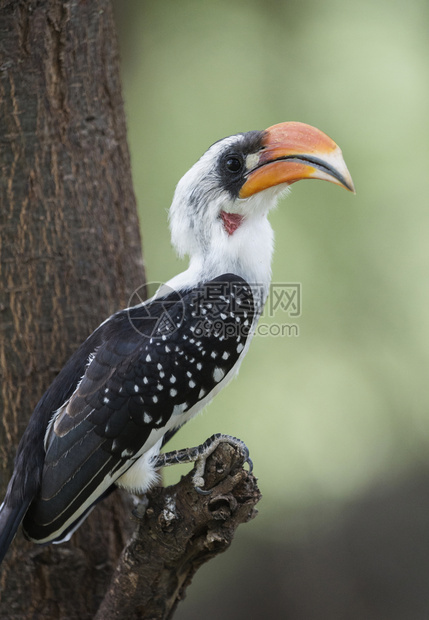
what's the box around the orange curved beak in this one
[239,121,355,199]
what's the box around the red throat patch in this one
[220,211,244,236]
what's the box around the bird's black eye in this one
[225,157,242,173]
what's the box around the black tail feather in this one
[0,500,31,565]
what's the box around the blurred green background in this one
[113,1,429,617]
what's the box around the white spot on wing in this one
[121,447,134,457]
[213,367,225,382]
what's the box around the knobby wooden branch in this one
[95,443,261,620]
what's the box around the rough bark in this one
[95,443,261,620]
[0,2,261,618]
[0,1,143,617]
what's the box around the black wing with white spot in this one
[22,274,255,543]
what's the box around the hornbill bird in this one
[0,122,354,564]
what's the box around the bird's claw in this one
[191,433,253,495]
[194,483,212,495]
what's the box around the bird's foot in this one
[192,434,253,494]
[153,433,253,494]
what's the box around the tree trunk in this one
[0,2,262,618]
[0,1,144,617]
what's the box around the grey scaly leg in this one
[153,433,253,494]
